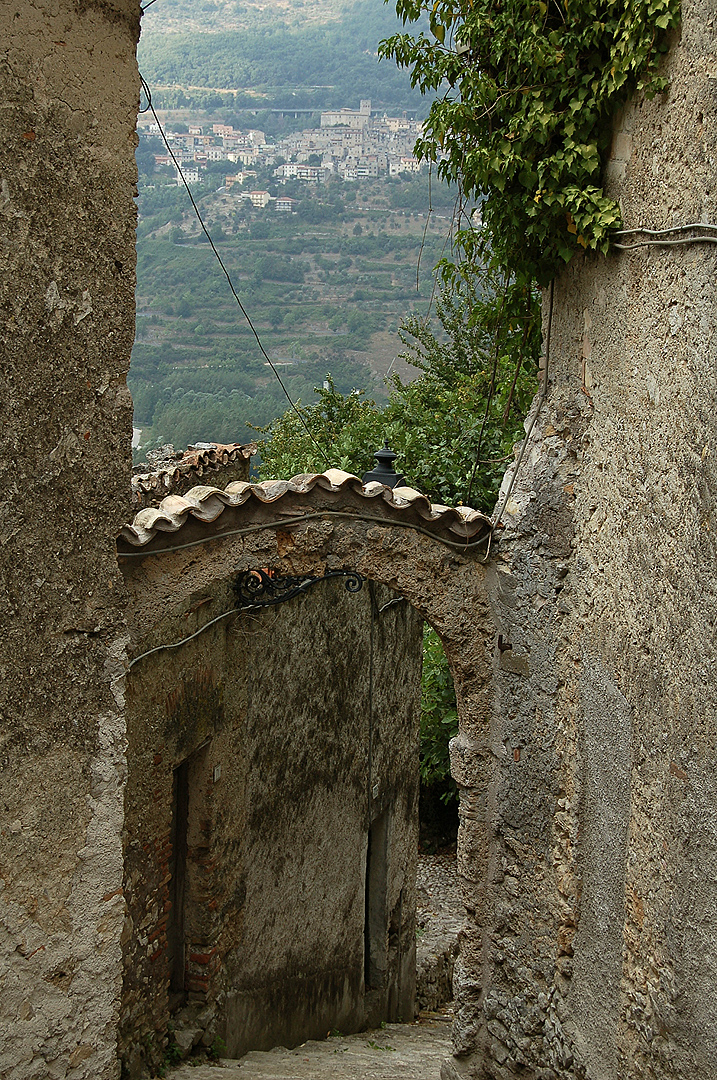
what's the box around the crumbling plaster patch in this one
[0,2,139,1078]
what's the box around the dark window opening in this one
[168,758,189,1003]
[364,811,389,990]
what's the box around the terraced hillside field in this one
[131,172,456,454]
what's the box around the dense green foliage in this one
[139,0,429,114]
[256,0,681,802]
[259,281,537,510]
[257,282,537,807]
[134,0,683,813]
[381,0,681,285]
[374,0,680,805]
[420,625,458,800]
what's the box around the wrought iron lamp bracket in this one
[233,568,364,609]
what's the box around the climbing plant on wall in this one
[380,0,681,287]
[260,0,682,813]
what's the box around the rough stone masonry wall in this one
[480,6,717,1080]
[119,570,422,1077]
[0,4,139,1079]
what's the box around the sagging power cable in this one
[489,220,716,521]
[138,75,330,467]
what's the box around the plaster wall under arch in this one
[117,471,498,1075]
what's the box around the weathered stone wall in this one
[0,3,139,1079]
[480,6,717,1078]
[15,3,715,1075]
[119,567,423,1076]
[118,483,497,1074]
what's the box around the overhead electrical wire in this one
[490,222,717,520]
[127,577,409,670]
[134,26,717,541]
[127,605,250,669]
[132,79,495,563]
[611,221,717,251]
[117,508,493,559]
[138,75,330,466]
[612,222,717,236]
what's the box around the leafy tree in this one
[372,0,678,803]
[255,376,384,479]
[259,281,537,512]
[257,282,538,806]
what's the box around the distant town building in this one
[389,156,422,176]
[177,164,200,184]
[225,170,257,189]
[238,148,263,166]
[273,163,329,184]
[248,190,271,208]
[320,99,372,129]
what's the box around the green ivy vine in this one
[380,0,681,286]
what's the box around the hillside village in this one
[138,98,425,206]
[130,92,451,454]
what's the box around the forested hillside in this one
[132,0,447,458]
[139,0,345,34]
[138,0,428,113]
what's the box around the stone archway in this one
[117,469,497,1073]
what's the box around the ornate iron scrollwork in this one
[233,568,364,608]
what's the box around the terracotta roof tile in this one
[131,442,256,506]
[119,469,492,550]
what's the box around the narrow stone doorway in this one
[118,470,494,1076]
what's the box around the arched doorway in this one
[117,470,495,1075]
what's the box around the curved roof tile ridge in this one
[119,469,492,549]
[131,442,256,507]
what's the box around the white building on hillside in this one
[320,99,372,129]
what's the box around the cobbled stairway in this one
[169,1009,453,1080]
[168,855,460,1080]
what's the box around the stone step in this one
[168,1010,453,1080]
